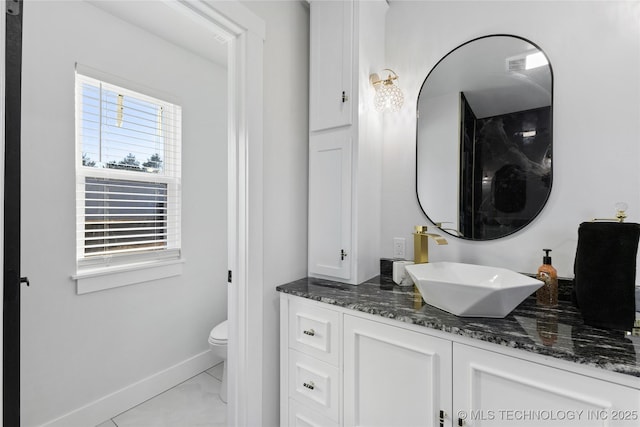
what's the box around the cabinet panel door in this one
[453,343,640,427]
[308,131,352,280]
[309,0,353,131]
[344,315,453,427]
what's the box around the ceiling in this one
[87,0,228,67]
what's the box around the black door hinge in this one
[7,0,21,16]
[3,271,27,302]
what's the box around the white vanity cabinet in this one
[282,295,343,426]
[343,315,452,427]
[307,0,387,285]
[453,343,640,427]
[280,293,640,427]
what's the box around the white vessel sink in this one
[404,262,543,318]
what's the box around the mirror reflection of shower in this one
[417,35,553,240]
[459,98,551,240]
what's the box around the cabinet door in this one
[308,131,352,280]
[453,343,640,427]
[309,0,353,131]
[344,315,453,427]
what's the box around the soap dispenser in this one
[536,249,558,306]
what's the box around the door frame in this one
[2,0,22,424]
[139,3,267,425]
[1,0,7,423]
[0,1,266,425]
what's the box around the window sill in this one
[72,258,185,295]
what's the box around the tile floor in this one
[96,363,227,427]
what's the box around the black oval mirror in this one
[417,35,553,240]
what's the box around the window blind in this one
[76,73,181,267]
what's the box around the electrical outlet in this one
[393,237,406,259]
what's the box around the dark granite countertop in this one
[277,276,640,379]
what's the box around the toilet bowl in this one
[209,320,228,403]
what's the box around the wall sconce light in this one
[369,69,404,112]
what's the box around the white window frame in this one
[73,67,183,294]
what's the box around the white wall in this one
[20,2,227,425]
[418,91,459,228]
[355,0,387,284]
[240,1,310,425]
[382,1,640,278]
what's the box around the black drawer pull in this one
[439,410,446,427]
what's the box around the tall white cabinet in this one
[309,133,352,279]
[307,0,387,284]
[309,0,353,131]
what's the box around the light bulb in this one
[374,84,404,112]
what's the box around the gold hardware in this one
[592,202,628,223]
[369,69,399,87]
[413,225,448,264]
[303,329,315,337]
[632,319,640,337]
[435,221,464,237]
[303,381,315,390]
[413,285,424,310]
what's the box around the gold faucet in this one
[413,225,448,264]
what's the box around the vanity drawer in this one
[289,398,339,427]
[288,297,340,365]
[288,349,340,422]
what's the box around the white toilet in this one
[209,320,228,403]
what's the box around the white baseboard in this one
[40,350,222,427]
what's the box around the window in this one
[75,73,182,272]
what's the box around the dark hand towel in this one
[573,222,640,331]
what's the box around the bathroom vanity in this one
[278,277,640,426]
[300,1,640,424]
